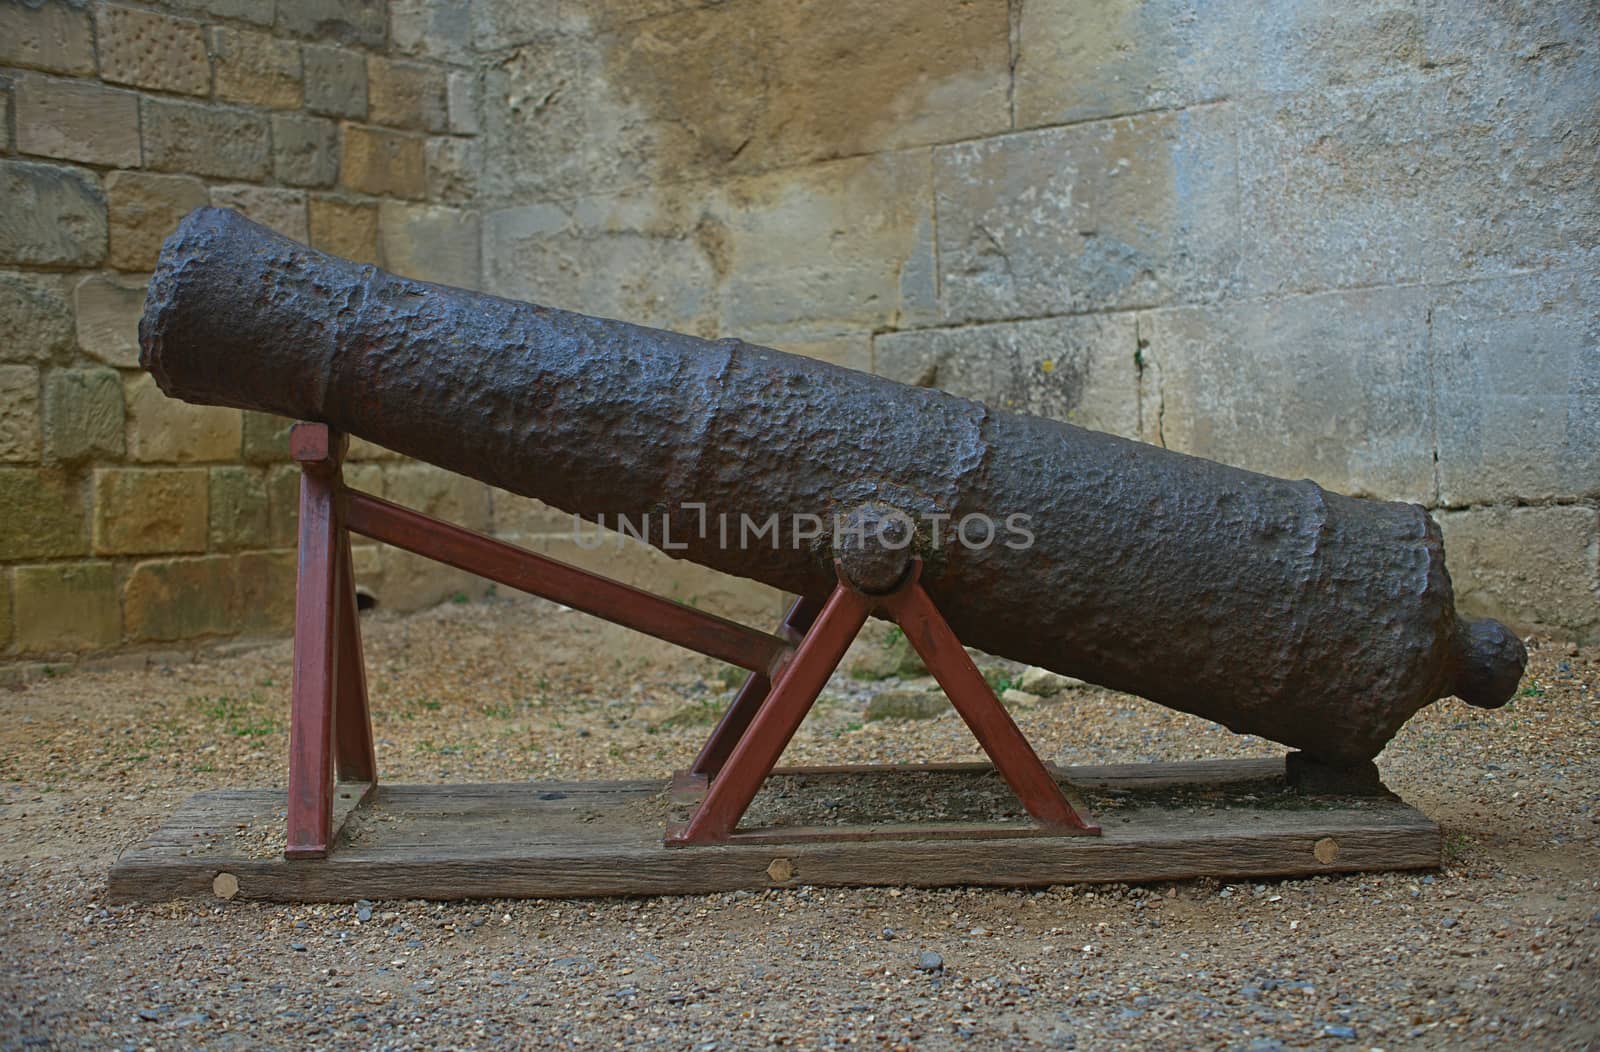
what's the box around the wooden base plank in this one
[108,759,1440,903]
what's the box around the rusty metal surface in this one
[140,208,1526,766]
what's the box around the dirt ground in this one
[1,592,1596,1050]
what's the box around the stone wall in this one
[2,0,1596,674]
[475,0,1599,644]
[0,0,505,679]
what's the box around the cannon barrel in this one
[141,208,1524,766]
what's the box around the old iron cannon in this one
[141,208,1525,780]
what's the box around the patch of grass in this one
[660,699,725,729]
[984,669,1016,696]
[1520,682,1545,698]
[451,592,470,605]
[196,695,280,738]
[1443,829,1475,864]
[834,720,864,738]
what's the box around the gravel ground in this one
[1,592,1596,1050]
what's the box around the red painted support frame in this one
[283,422,1096,859]
[285,424,376,858]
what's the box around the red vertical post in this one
[285,423,349,859]
[333,531,376,784]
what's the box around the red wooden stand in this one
[283,422,1097,859]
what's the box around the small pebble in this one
[917,951,944,971]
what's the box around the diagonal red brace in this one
[669,560,1098,844]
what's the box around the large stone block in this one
[93,467,208,555]
[122,554,234,641]
[340,124,426,199]
[208,465,271,550]
[0,365,38,463]
[472,0,705,49]
[266,463,301,547]
[488,152,938,342]
[74,273,146,368]
[1014,0,1422,128]
[271,114,339,188]
[0,75,10,154]
[1141,285,1435,503]
[378,202,480,288]
[275,0,386,48]
[344,462,383,498]
[0,0,94,75]
[13,562,119,652]
[382,463,491,531]
[240,410,294,463]
[369,545,489,612]
[482,0,1010,201]
[446,70,479,134]
[303,44,367,119]
[1238,59,1600,295]
[1421,0,1598,68]
[307,195,380,264]
[232,550,296,635]
[0,160,106,267]
[391,0,473,62]
[142,98,272,181]
[1439,505,1600,645]
[105,171,209,272]
[14,75,141,167]
[491,491,573,542]
[43,367,123,463]
[876,315,1140,439]
[0,570,10,648]
[715,152,938,341]
[96,5,209,96]
[163,0,273,27]
[161,545,286,638]
[424,135,479,204]
[0,469,87,559]
[210,25,303,109]
[125,373,242,463]
[770,333,871,374]
[1432,270,1599,505]
[368,56,448,132]
[346,436,399,461]
[0,271,74,362]
[209,186,309,242]
[934,107,1239,324]
[483,195,721,338]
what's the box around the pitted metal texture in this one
[140,208,1526,765]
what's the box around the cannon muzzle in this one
[140,208,1525,766]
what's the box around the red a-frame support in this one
[284,422,1097,858]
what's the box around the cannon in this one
[137,208,1523,861]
